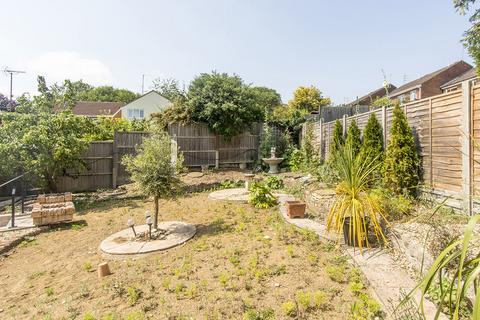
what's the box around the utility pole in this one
[3,68,26,100]
[141,74,146,94]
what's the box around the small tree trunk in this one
[153,196,159,230]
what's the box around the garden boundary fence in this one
[54,124,263,192]
[302,80,480,214]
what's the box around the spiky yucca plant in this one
[327,142,389,250]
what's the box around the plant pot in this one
[342,217,369,247]
[285,201,306,218]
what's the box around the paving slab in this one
[208,188,249,201]
[276,194,446,320]
[100,221,196,255]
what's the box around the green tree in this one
[0,112,93,192]
[362,113,384,166]
[151,78,187,103]
[251,86,282,113]
[289,86,331,113]
[78,85,138,103]
[187,71,264,138]
[122,132,184,229]
[383,105,419,196]
[329,119,344,162]
[454,0,480,74]
[345,120,362,157]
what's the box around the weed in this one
[83,313,96,320]
[185,284,197,298]
[242,307,275,320]
[219,273,229,288]
[45,287,54,297]
[83,262,93,272]
[350,293,382,320]
[101,313,117,320]
[326,265,346,283]
[307,252,318,266]
[28,271,46,280]
[286,245,295,258]
[124,311,145,320]
[175,282,186,294]
[282,301,297,317]
[349,282,364,295]
[79,283,90,298]
[71,223,85,231]
[295,290,328,312]
[162,277,171,291]
[127,287,141,306]
[269,264,286,276]
[20,236,38,247]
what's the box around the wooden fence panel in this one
[114,131,149,186]
[472,85,480,195]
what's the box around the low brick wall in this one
[32,193,75,226]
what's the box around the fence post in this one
[171,134,178,166]
[318,118,323,160]
[342,114,347,137]
[461,80,473,215]
[10,188,15,228]
[215,150,219,169]
[112,131,118,189]
[429,98,433,187]
[381,106,387,150]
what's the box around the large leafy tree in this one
[251,86,282,113]
[383,105,419,196]
[289,86,331,113]
[0,112,93,192]
[77,85,139,104]
[151,78,187,103]
[187,71,264,138]
[122,131,184,229]
[454,0,480,74]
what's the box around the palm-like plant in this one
[401,214,480,319]
[326,142,389,250]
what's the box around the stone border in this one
[100,221,196,255]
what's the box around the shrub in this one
[287,148,303,172]
[361,113,384,184]
[265,176,284,190]
[282,301,297,317]
[345,119,362,158]
[329,119,344,162]
[248,182,277,208]
[383,105,419,196]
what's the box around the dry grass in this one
[0,191,367,319]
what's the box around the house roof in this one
[440,68,478,89]
[346,84,397,106]
[112,90,171,117]
[72,101,125,117]
[390,60,473,97]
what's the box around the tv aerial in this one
[3,67,26,100]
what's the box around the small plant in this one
[185,284,197,298]
[83,313,96,320]
[242,307,275,320]
[45,287,54,296]
[286,245,295,258]
[127,287,141,306]
[71,223,85,231]
[219,273,229,288]
[264,176,284,190]
[350,293,382,320]
[326,265,346,283]
[124,311,145,320]
[349,281,364,295]
[282,301,297,317]
[219,179,244,189]
[248,181,277,208]
[307,252,318,266]
[83,262,93,272]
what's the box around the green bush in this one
[248,182,277,208]
[345,119,362,158]
[265,176,284,190]
[329,119,344,162]
[287,148,303,172]
[383,105,419,196]
[314,163,339,186]
[361,113,384,183]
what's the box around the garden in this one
[0,71,479,320]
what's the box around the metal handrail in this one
[0,174,27,229]
[0,174,24,189]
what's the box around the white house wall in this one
[121,91,171,120]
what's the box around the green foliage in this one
[289,86,331,113]
[187,71,264,138]
[251,86,282,113]
[454,0,480,76]
[264,176,284,190]
[248,181,277,208]
[350,293,382,320]
[361,113,384,170]
[151,101,191,129]
[287,148,304,172]
[345,120,362,158]
[371,96,392,109]
[259,124,292,160]
[0,111,93,192]
[151,78,187,103]
[242,308,275,320]
[219,179,244,189]
[77,85,138,104]
[268,104,310,137]
[282,301,297,317]
[127,287,141,306]
[122,131,184,228]
[402,214,480,320]
[314,163,339,186]
[327,143,389,250]
[87,117,135,141]
[383,105,419,196]
[301,122,320,171]
[329,119,344,162]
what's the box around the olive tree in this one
[122,132,184,229]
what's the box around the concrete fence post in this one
[381,106,387,150]
[461,80,473,215]
[112,131,118,189]
[215,150,219,169]
[318,118,323,160]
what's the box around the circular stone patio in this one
[208,188,249,201]
[100,221,196,255]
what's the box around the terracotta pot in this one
[285,201,306,218]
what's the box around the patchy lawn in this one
[0,192,378,319]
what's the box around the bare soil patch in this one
[0,191,365,319]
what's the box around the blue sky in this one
[0,0,474,104]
